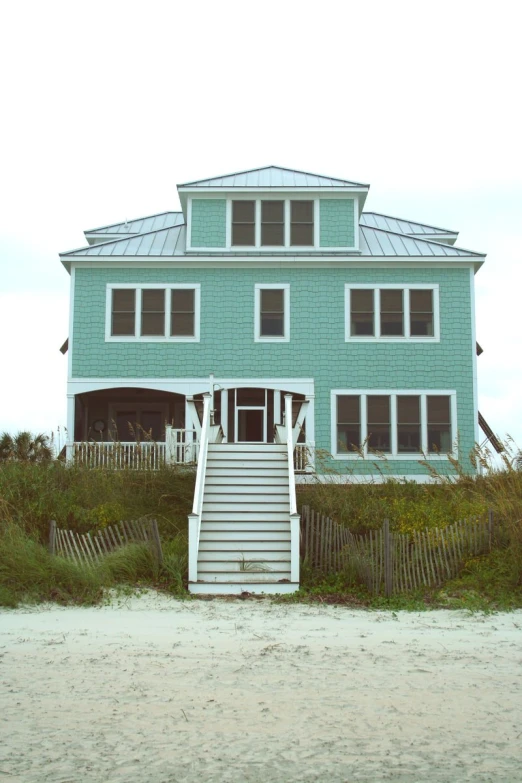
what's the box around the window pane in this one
[262,201,284,222]
[337,395,360,452]
[427,395,451,452]
[262,223,284,245]
[338,395,359,423]
[410,289,434,336]
[261,289,284,312]
[142,289,164,311]
[291,223,313,246]
[380,290,403,311]
[233,201,255,222]
[367,396,390,452]
[291,201,313,222]
[232,223,255,246]
[261,313,284,336]
[380,312,404,336]
[398,396,421,452]
[351,289,374,336]
[141,313,164,336]
[112,312,135,336]
[237,388,265,406]
[171,313,194,336]
[171,289,194,312]
[112,289,135,311]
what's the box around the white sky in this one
[0,0,521,458]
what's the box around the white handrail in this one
[188,393,212,582]
[284,394,300,583]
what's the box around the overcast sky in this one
[0,0,520,460]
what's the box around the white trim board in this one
[254,283,290,342]
[68,377,315,397]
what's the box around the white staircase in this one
[188,394,301,595]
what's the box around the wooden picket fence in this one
[300,505,495,596]
[48,518,163,567]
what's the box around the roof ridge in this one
[360,224,485,256]
[362,211,458,234]
[84,211,182,234]
[178,164,369,188]
[61,223,186,256]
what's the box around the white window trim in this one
[344,283,440,342]
[105,283,201,342]
[254,283,290,343]
[331,389,457,460]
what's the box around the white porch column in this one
[306,393,316,470]
[184,397,194,463]
[273,390,281,425]
[220,388,228,442]
[66,393,75,464]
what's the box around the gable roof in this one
[360,212,458,238]
[84,211,183,237]
[178,165,369,189]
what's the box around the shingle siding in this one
[320,199,355,247]
[190,199,226,248]
[72,265,475,476]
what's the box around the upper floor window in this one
[106,284,200,342]
[345,284,439,341]
[232,199,315,248]
[333,390,455,458]
[254,284,290,342]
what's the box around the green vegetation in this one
[0,439,521,609]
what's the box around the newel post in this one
[165,424,175,466]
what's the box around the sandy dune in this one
[1,593,521,782]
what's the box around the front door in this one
[235,388,267,442]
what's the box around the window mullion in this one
[136,289,142,337]
[360,395,368,455]
[284,200,290,248]
[390,395,398,455]
[421,394,428,454]
[252,201,258,245]
[165,289,171,337]
[404,288,410,338]
[374,289,380,337]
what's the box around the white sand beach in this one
[1,593,521,783]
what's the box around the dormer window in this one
[231,199,315,248]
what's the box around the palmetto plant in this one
[0,432,53,463]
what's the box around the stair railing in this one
[188,393,212,583]
[284,394,300,584]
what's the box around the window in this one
[332,391,455,458]
[261,201,284,246]
[254,284,290,342]
[291,200,314,246]
[111,289,135,336]
[232,199,315,247]
[232,200,255,246]
[106,285,200,341]
[345,285,439,341]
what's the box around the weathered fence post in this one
[488,509,494,549]
[48,520,56,555]
[383,518,393,598]
[151,519,163,565]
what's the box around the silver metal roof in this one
[84,212,183,236]
[179,166,369,189]
[62,223,482,259]
[64,225,186,257]
[360,212,457,237]
[359,226,479,257]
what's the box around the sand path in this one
[1,593,521,782]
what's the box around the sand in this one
[1,593,521,783]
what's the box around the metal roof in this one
[64,225,186,257]
[358,226,482,257]
[360,212,457,237]
[62,223,483,260]
[84,212,183,236]
[178,166,369,189]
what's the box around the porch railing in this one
[294,443,315,473]
[72,429,198,469]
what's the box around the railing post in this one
[285,394,300,585]
[165,424,175,466]
[188,393,212,585]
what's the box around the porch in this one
[66,381,315,472]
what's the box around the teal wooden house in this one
[60,165,488,593]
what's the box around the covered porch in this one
[67,378,315,471]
